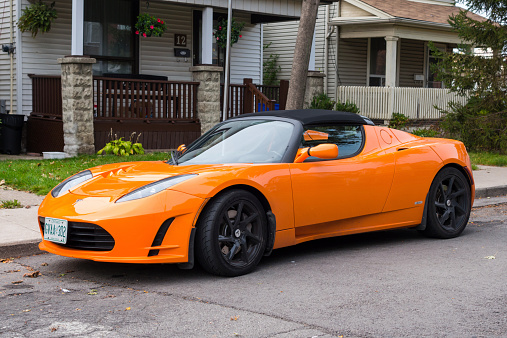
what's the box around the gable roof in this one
[358,0,487,25]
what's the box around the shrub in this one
[309,93,336,110]
[97,131,145,156]
[335,101,360,114]
[388,113,409,130]
[411,128,440,138]
[135,13,166,38]
[263,43,281,85]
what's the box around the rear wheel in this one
[422,167,471,238]
[195,190,267,276]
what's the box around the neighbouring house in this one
[0,0,318,153]
[263,0,485,121]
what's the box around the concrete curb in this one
[0,240,44,259]
[475,185,507,199]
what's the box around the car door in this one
[289,124,395,228]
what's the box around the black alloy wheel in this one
[423,167,471,239]
[195,190,267,276]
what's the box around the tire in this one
[422,167,471,239]
[195,189,267,277]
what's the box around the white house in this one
[263,0,485,120]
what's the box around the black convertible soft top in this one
[233,109,374,126]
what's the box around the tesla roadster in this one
[38,110,474,276]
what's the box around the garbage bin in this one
[0,113,24,155]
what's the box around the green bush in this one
[440,98,507,154]
[388,112,409,130]
[263,43,281,85]
[309,93,336,110]
[97,131,145,156]
[411,128,440,138]
[335,101,360,114]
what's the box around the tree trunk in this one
[285,0,320,110]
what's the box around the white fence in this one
[336,86,469,119]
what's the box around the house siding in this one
[337,38,368,87]
[140,6,261,84]
[0,0,18,113]
[399,38,425,88]
[20,0,72,116]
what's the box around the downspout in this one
[324,5,335,95]
[15,0,22,116]
[10,0,14,113]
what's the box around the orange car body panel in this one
[38,125,475,263]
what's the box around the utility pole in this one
[285,0,320,110]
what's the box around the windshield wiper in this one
[169,150,179,166]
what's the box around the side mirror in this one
[294,143,338,163]
[304,130,329,141]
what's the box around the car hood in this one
[69,161,230,199]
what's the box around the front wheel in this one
[422,167,471,239]
[195,190,267,276]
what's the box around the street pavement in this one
[0,163,507,259]
[1,201,506,337]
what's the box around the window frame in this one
[83,0,140,75]
[301,124,366,162]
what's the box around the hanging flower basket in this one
[17,0,58,38]
[135,13,166,38]
[214,18,245,49]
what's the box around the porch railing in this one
[29,75,199,122]
[93,77,199,121]
[336,86,470,119]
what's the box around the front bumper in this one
[38,189,205,264]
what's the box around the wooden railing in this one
[246,82,276,113]
[28,74,62,118]
[336,86,470,119]
[94,77,199,121]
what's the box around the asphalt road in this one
[1,204,506,338]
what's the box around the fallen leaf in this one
[22,309,31,312]
[484,255,496,260]
[230,315,239,321]
[125,307,131,311]
[23,271,40,278]
[11,280,23,284]
[25,205,31,209]
[51,327,58,332]
[0,179,5,185]
[1,258,13,263]
[59,273,66,277]
[87,289,98,295]
[41,263,48,266]
[5,270,20,273]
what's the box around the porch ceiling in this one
[338,21,463,44]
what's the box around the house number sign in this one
[175,34,187,47]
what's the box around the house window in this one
[84,0,139,75]
[369,38,386,87]
[426,44,446,88]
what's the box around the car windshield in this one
[177,119,295,165]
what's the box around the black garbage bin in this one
[0,113,25,155]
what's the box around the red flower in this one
[135,31,139,35]
[216,37,219,40]
[161,20,164,24]
[150,25,154,29]
[239,35,242,38]
[157,18,161,23]
[219,26,221,30]
[143,33,147,37]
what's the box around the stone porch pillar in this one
[58,56,96,156]
[304,71,326,108]
[190,65,223,134]
[385,36,399,88]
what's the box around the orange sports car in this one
[38,110,474,276]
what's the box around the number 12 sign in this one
[175,34,187,47]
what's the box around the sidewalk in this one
[0,164,506,259]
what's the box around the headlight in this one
[115,174,197,203]
[51,170,93,198]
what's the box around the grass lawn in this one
[0,152,171,196]
[469,152,507,168]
